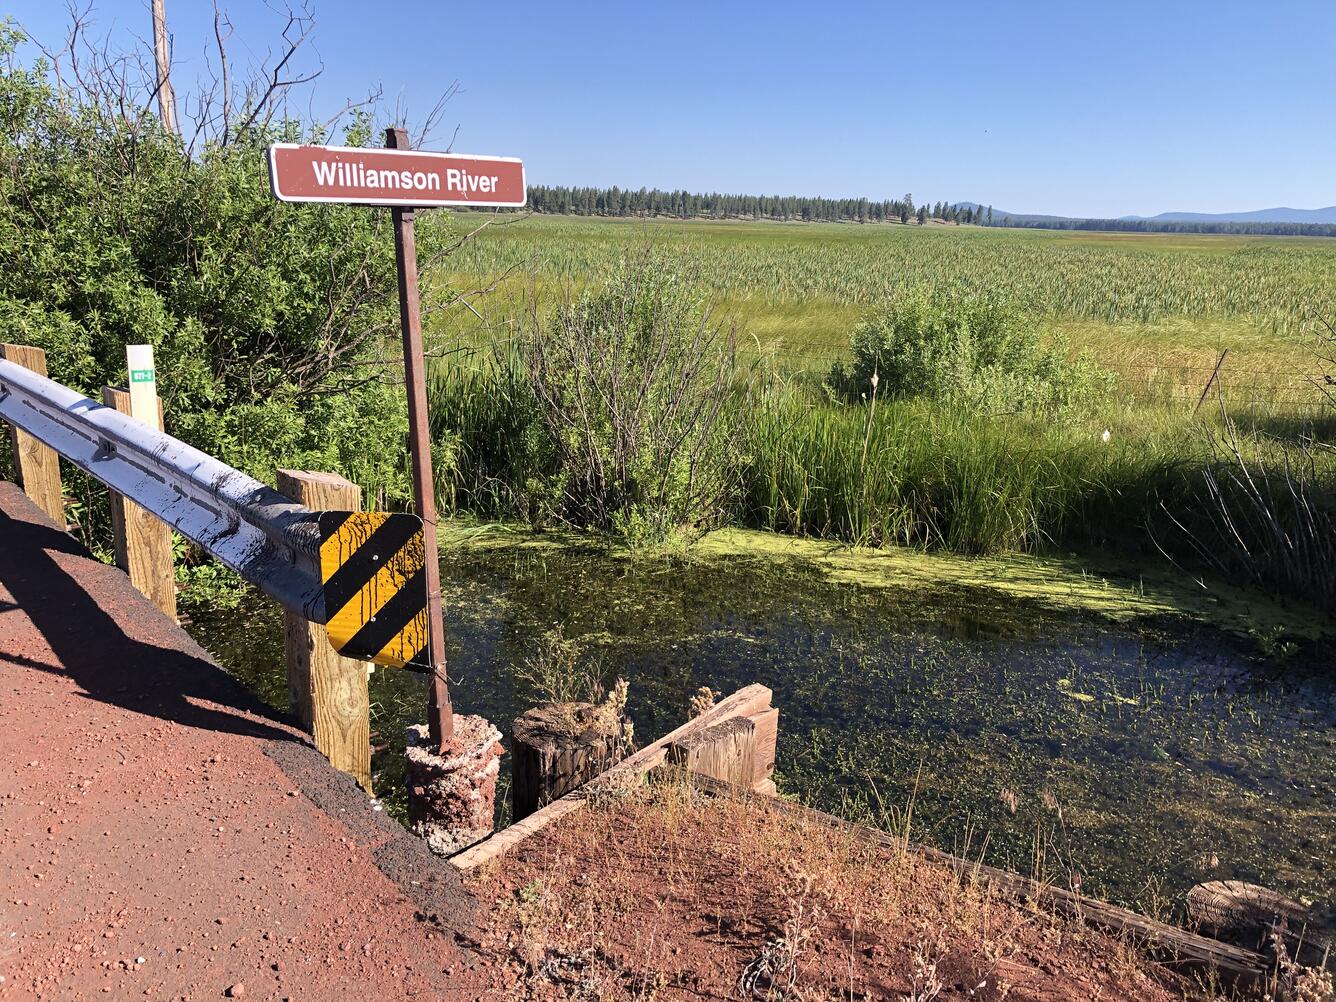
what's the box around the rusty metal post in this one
[1194,348,1229,413]
[386,126,453,748]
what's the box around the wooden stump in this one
[1187,880,1331,965]
[511,703,626,822]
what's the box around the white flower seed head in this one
[871,371,880,390]
[1101,429,1111,443]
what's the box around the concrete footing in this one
[405,715,503,857]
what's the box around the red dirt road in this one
[0,483,493,1001]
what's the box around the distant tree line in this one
[523,185,1336,238]
[525,185,991,225]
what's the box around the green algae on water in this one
[187,522,1336,927]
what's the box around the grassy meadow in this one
[421,213,1336,615]
[430,214,1329,402]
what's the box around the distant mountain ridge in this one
[954,202,1336,226]
[1123,206,1336,224]
[952,202,1060,224]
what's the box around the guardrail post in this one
[1,344,64,525]
[101,387,176,621]
[276,469,372,793]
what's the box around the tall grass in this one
[427,346,549,520]
[431,356,1336,611]
[739,390,1172,555]
[436,214,1336,335]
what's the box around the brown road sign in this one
[268,143,525,208]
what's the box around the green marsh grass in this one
[423,213,1336,610]
[738,389,1170,554]
[434,213,1336,337]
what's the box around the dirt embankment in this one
[470,780,1228,1001]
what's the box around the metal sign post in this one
[385,126,452,746]
[267,131,527,752]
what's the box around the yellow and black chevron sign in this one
[317,511,429,670]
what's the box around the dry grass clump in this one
[473,779,1220,1001]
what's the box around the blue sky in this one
[9,0,1335,217]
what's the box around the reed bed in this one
[423,215,1336,612]
[434,214,1336,334]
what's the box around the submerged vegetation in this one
[187,527,1336,923]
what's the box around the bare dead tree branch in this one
[230,2,319,139]
[212,2,232,141]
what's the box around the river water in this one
[186,533,1335,923]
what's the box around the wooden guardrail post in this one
[276,469,372,792]
[101,387,176,621]
[1,344,64,525]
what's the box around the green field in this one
[422,213,1336,614]
[428,214,1334,410]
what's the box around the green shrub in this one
[835,289,1112,413]
[0,22,411,528]
[516,257,740,542]
[430,257,741,543]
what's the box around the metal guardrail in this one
[0,357,326,621]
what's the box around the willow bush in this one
[0,21,413,545]
[832,290,1113,413]
[431,255,741,543]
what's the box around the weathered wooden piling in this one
[1,344,63,525]
[276,469,372,792]
[511,702,630,821]
[102,386,176,620]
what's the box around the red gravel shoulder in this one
[0,483,495,1000]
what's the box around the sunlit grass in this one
[421,212,1336,611]
[430,212,1336,336]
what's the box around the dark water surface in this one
[187,539,1335,922]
